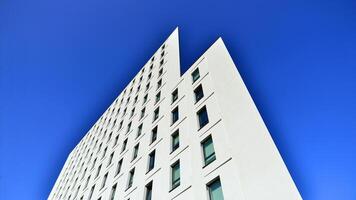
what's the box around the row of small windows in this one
[56,66,202,199]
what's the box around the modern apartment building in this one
[48,28,301,200]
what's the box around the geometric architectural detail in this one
[48,28,301,200]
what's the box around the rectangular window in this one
[207,178,224,200]
[108,152,114,166]
[157,79,162,90]
[107,132,112,143]
[88,185,95,200]
[85,175,90,188]
[121,139,128,152]
[115,159,123,176]
[146,82,150,91]
[95,164,102,178]
[109,184,117,200]
[127,168,135,189]
[192,68,200,83]
[102,147,107,159]
[127,122,132,133]
[143,94,148,105]
[145,181,153,200]
[137,124,143,138]
[171,161,180,190]
[194,84,204,103]
[134,95,138,103]
[119,120,123,129]
[155,92,161,104]
[197,106,209,129]
[160,59,164,66]
[151,126,157,143]
[171,130,179,152]
[148,71,152,79]
[172,89,178,103]
[202,136,216,166]
[153,107,159,121]
[148,150,155,172]
[171,106,179,124]
[101,172,108,189]
[149,64,153,71]
[113,135,119,147]
[158,68,163,77]
[91,158,97,170]
[140,107,146,119]
[130,108,135,118]
[132,143,139,161]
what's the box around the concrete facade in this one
[48,28,301,200]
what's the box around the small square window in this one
[158,68,163,77]
[161,51,165,58]
[160,59,164,66]
[192,68,200,83]
[194,84,204,103]
[197,106,209,129]
[146,83,150,91]
[115,159,123,176]
[172,89,178,104]
[127,122,132,133]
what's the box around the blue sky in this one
[0,0,355,199]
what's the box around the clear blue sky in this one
[0,0,355,199]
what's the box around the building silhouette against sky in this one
[48,28,301,200]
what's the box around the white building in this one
[48,28,301,200]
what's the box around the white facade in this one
[48,28,301,200]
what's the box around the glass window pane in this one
[209,179,224,200]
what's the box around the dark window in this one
[121,139,128,152]
[157,79,162,89]
[101,172,108,189]
[171,161,180,190]
[148,150,155,172]
[115,159,123,176]
[202,136,216,166]
[158,68,163,77]
[155,92,161,104]
[108,152,114,166]
[141,107,146,119]
[153,107,159,121]
[207,178,224,200]
[151,126,157,143]
[143,94,148,104]
[160,59,164,66]
[197,106,209,129]
[194,84,204,103]
[172,107,179,124]
[109,184,117,200]
[127,168,135,189]
[192,68,200,83]
[145,181,153,200]
[127,122,132,133]
[137,124,143,138]
[171,130,179,152]
[132,143,139,160]
[172,89,178,103]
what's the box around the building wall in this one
[48,28,301,200]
